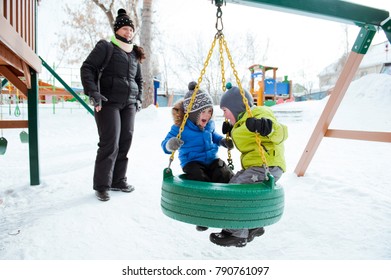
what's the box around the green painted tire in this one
[161,168,284,229]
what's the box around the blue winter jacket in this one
[161,120,223,168]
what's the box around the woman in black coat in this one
[81,9,146,202]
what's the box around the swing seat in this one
[0,137,7,155]
[161,168,284,229]
[19,131,28,143]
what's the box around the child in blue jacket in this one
[161,82,233,184]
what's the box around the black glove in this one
[89,92,108,107]
[166,137,184,152]
[219,138,234,150]
[136,100,142,112]
[222,121,233,135]
[246,117,273,136]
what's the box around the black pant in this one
[182,159,234,183]
[93,102,136,191]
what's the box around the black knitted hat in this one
[114,9,135,32]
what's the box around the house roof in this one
[360,41,391,68]
[319,41,391,76]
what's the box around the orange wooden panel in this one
[0,120,28,129]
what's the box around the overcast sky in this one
[37,0,391,89]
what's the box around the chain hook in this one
[215,6,223,33]
[263,164,271,181]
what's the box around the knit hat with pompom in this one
[114,9,135,32]
[183,81,214,125]
[220,83,253,122]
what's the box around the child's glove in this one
[246,117,272,136]
[166,137,184,152]
[219,138,234,150]
[222,121,233,135]
[89,92,108,107]
[136,99,142,112]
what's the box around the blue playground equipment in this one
[249,64,293,106]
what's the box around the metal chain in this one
[218,33,234,169]
[169,2,268,177]
[218,35,226,93]
[168,36,218,168]
[222,35,269,172]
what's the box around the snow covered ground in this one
[0,74,390,278]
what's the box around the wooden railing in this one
[0,0,41,74]
[2,0,36,52]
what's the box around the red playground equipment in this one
[248,64,293,106]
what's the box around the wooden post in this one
[295,26,376,176]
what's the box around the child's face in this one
[222,107,235,124]
[197,108,213,128]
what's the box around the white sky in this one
[37,0,391,89]
[154,0,391,88]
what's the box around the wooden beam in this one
[294,25,378,177]
[21,60,31,89]
[325,129,391,143]
[0,65,28,95]
[0,41,24,75]
[0,15,41,72]
[0,120,28,129]
[294,51,364,176]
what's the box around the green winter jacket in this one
[232,106,288,172]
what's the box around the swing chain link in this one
[218,36,226,93]
[226,137,234,170]
[221,34,270,171]
[168,36,218,167]
[169,2,268,174]
[263,164,271,180]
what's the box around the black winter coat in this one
[80,40,143,104]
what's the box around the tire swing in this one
[161,2,284,229]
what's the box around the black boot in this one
[196,226,209,231]
[209,230,247,247]
[111,183,135,193]
[95,190,110,201]
[247,227,265,242]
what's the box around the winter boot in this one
[247,227,265,242]
[196,226,209,231]
[111,183,135,193]
[209,230,247,247]
[95,190,110,201]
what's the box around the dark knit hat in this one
[114,9,135,32]
[220,84,253,122]
[183,81,214,124]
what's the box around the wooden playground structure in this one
[248,64,293,106]
[1,0,391,186]
[2,80,77,103]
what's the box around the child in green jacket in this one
[209,84,288,247]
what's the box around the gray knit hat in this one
[183,81,214,124]
[220,84,253,122]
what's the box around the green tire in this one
[161,168,284,229]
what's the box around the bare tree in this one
[164,31,269,103]
[139,0,154,106]
[55,0,155,106]
[60,1,109,65]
